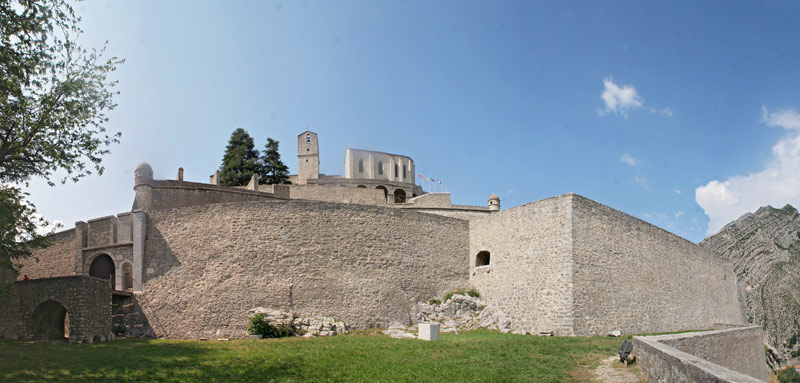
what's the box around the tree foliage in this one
[219,128,261,186]
[0,0,122,281]
[260,137,290,185]
[1,0,123,186]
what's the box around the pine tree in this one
[260,138,291,184]
[220,129,261,186]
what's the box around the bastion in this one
[3,131,746,341]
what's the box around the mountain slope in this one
[700,204,800,360]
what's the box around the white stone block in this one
[418,323,439,341]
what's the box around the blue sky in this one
[25,0,800,243]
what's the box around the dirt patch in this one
[590,356,647,383]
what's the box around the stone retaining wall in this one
[18,229,77,280]
[469,195,575,335]
[140,199,469,338]
[571,194,744,335]
[634,326,768,382]
[0,276,111,342]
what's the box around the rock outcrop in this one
[700,204,800,362]
[381,294,512,339]
[248,308,347,337]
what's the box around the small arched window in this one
[306,134,311,143]
[403,165,407,179]
[378,161,383,175]
[476,251,491,267]
[358,159,364,173]
[394,164,399,178]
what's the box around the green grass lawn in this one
[0,330,623,383]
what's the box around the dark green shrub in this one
[428,298,441,305]
[247,313,295,338]
[778,368,800,383]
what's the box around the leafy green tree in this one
[0,0,122,287]
[220,128,261,186]
[260,138,290,185]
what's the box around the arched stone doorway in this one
[89,254,115,285]
[376,186,388,202]
[394,189,407,203]
[122,262,133,291]
[32,300,67,340]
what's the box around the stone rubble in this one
[248,307,347,337]
[382,294,512,339]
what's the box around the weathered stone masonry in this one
[8,132,749,342]
[139,199,470,338]
[469,194,576,335]
[0,276,111,342]
[470,193,744,336]
[571,194,743,335]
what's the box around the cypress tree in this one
[261,138,291,184]
[220,128,261,186]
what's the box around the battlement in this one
[77,213,134,249]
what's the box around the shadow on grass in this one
[0,331,624,383]
[0,339,304,383]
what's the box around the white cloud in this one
[597,77,644,118]
[696,106,800,236]
[620,153,638,166]
[674,189,681,194]
[674,211,684,220]
[634,176,651,191]
[762,106,800,130]
[34,216,63,236]
[650,107,673,117]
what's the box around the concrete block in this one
[418,323,439,341]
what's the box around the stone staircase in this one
[111,293,155,338]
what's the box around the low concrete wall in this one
[634,326,768,382]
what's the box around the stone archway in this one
[376,186,389,202]
[89,254,115,285]
[32,300,67,340]
[394,189,407,203]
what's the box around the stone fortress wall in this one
[9,130,750,344]
[138,199,469,338]
[469,193,745,336]
[18,229,77,280]
[469,195,576,335]
[571,195,744,335]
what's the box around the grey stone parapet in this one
[634,326,768,382]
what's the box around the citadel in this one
[0,130,745,340]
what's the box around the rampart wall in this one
[469,195,575,335]
[139,199,469,338]
[401,193,493,221]
[287,184,386,206]
[634,326,768,382]
[18,229,76,280]
[571,194,744,335]
[133,180,281,211]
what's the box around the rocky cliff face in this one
[700,205,800,361]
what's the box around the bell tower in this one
[297,131,319,184]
